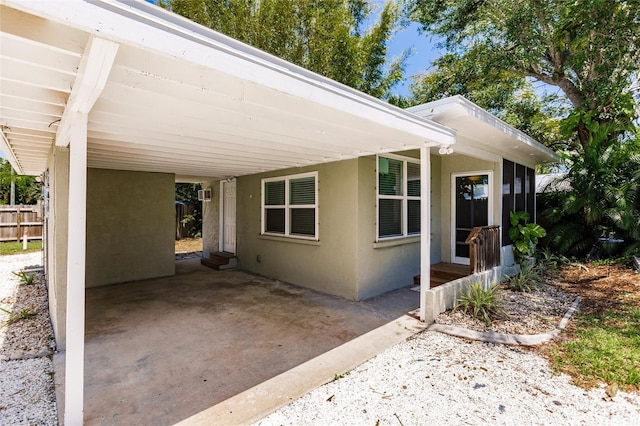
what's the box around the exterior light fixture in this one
[438,144,454,155]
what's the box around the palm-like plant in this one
[542,126,640,256]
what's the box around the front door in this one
[452,172,492,265]
[221,180,236,254]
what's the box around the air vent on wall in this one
[198,188,212,201]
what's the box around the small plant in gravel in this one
[13,270,36,285]
[0,306,37,326]
[454,282,504,326]
[503,264,542,292]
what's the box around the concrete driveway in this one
[68,258,418,425]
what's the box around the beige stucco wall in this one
[85,169,175,287]
[46,146,69,350]
[355,150,442,300]
[440,154,500,263]
[236,160,359,299]
[201,180,220,259]
[227,151,445,301]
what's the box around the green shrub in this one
[535,248,570,272]
[503,264,542,292]
[509,211,547,264]
[454,282,504,326]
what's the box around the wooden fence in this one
[0,204,44,242]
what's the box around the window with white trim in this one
[262,172,318,240]
[377,155,421,240]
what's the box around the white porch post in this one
[420,145,431,321]
[55,36,118,425]
[64,112,88,425]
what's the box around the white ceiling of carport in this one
[0,0,455,181]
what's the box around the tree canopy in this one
[407,0,640,255]
[164,0,407,99]
[408,0,640,151]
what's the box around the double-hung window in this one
[377,155,421,240]
[262,172,318,240]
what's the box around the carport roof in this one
[0,0,456,180]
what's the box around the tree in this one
[408,0,640,151]
[0,159,41,205]
[408,0,640,255]
[175,183,202,239]
[164,0,407,99]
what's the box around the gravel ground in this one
[434,282,577,335]
[0,252,57,425]
[256,282,640,425]
[255,331,640,425]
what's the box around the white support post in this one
[64,112,88,425]
[420,145,431,321]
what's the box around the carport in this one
[56,258,420,424]
[0,0,455,423]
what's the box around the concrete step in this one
[201,252,237,270]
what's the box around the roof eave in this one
[408,95,560,163]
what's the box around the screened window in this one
[377,155,421,240]
[502,159,536,246]
[262,172,318,239]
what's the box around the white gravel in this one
[0,357,57,425]
[255,332,640,425]
[0,251,57,426]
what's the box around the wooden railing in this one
[465,225,501,274]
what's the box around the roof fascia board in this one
[409,95,559,162]
[56,36,119,146]
[3,0,455,146]
[0,129,24,174]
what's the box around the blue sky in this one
[387,22,443,97]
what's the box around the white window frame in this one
[376,154,421,241]
[261,171,319,241]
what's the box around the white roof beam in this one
[3,127,55,139]
[88,139,322,166]
[0,108,61,127]
[0,96,64,117]
[1,59,73,93]
[87,120,357,159]
[0,80,67,106]
[87,146,298,169]
[56,36,118,146]
[88,131,332,163]
[0,4,87,55]
[0,34,79,75]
